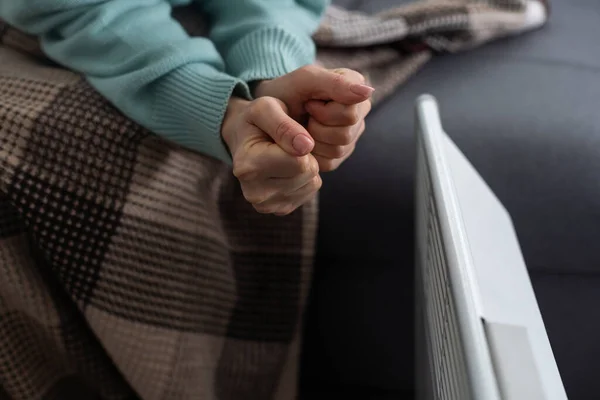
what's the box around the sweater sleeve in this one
[198,0,330,83]
[0,0,252,163]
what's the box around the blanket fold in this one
[0,1,547,399]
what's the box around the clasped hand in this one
[221,65,372,216]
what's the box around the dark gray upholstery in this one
[300,1,600,399]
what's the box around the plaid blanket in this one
[0,1,547,399]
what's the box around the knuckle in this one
[364,99,373,114]
[348,144,357,159]
[278,204,297,216]
[245,192,268,205]
[296,65,319,84]
[304,100,319,115]
[299,64,318,76]
[330,145,347,159]
[331,72,346,89]
[275,119,295,141]
[345,107,361,125]
[310,175,323,191]
[359,120,366,135]
[253,203,276,214]
[233,164,257,181]
[250,96,276,117]
[306,156,320,176]
[319,159,336,172]
[338,127,354,145]
[293,156,313,175]
[247,102,263,120]
[339,68,365,83]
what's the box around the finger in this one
[242,165,317,205]
[282,174,322,208]
[247,96,314,156]
[312,141,354,160]
[264,161,319,196]
[296,66,374,105]
[305,96,372,127]
[234,141,318,184]
[312,119,364,159]
[282,184,321,215]
[255,147,318,179]
[307,118,356,146]
[255,175,322,215]
[360,98,373,119]
[314,145,356,172]
[305,100,361,126]
[329,67,366,85]
[274,190,319,217]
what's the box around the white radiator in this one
[414,95,567,400]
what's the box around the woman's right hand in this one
[221,96,322,216]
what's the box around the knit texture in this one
[0,0,328,164]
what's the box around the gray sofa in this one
[300,1,600,399]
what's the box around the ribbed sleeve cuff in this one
[225,26,317,83]
[152,64,251,164]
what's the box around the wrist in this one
[221,96,250,154]
[250,80,271,98]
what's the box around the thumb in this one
[248,97,315,156]
[298,66,374,105]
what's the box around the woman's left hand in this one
[253,66,373,172]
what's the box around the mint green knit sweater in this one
[0,0,328,163]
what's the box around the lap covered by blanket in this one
[0,1,547,399]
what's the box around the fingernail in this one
[350,84,375,97]
[292,135,314,154]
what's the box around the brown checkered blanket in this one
[0,1,548,399]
